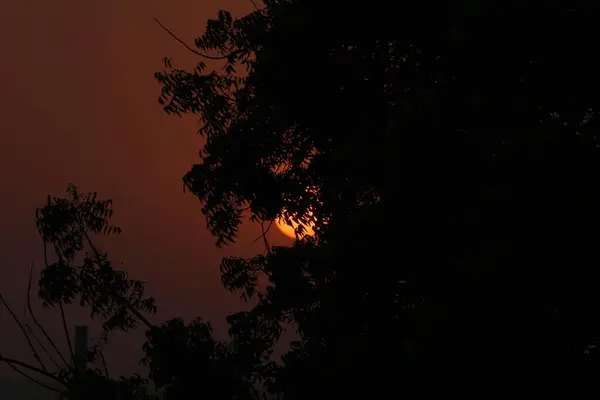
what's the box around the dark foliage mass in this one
[154,0,600,397]
[36,184,156,333]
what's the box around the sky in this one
[0,0,292,381]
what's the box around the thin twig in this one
[252,220,274,244]
[262,220,273,252]
[23,324,62,371]
[25,263,61,371]
[33,252,71,368]
[0,355,68,387]
[253,220,274,253]
[98,347,110,377]
[0,292,47,372]
[249,0,260,11]
[5,362,68,396]
[59,301,75,363]
[153,17,238,60]
[22,263,61,369]
[79,225,153,329]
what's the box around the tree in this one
[2,184,275,399]
[155,0,600,397]
[0,184,159,399]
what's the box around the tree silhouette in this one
[2,184,273,399]
[0,185,159,399]
[155,0,600,397]
[142,317,263,399]
[5,1,600,398]
[35,184,156,333]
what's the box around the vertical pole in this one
[71,325,88,400]
[57,326,88,399]
[74,325,88,375]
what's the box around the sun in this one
[275,211,316,239]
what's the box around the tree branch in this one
[5,362,68,396]
[153,17,239,61]
[23,324,62,371]
[23,263,61,370]
[0,355,68,388]
[34,253,71,368]
[98,346,110,377]
[59,301,75,363]
[79,225,154,330]
[253,220,273,253]
[0,291,47,372]
[249,0,260,11]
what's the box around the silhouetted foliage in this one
[1,185,161,399]
[155,0,600,397]
[142,318,261,399]
[10,1,600,398]
[36,184,156,333]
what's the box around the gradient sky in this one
[0,0,292,379]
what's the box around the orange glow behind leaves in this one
[275,212,316,239]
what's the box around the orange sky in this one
[0,0,292,378]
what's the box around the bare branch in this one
[253,220,273,253]
[0,355,68,388]
[262,220,273,253]
[32,255,71,368]
[21,263,63,370]
[59,301,75,363]
[0,291,47,372]
[249,0,260,11]
[153,17,239,61]
[98,346,110,377]
[23,324,62,371]
[5,362,68,396]
[42,241,49,268]
[79,225,154,329]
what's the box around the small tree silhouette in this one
[0,184,158,399]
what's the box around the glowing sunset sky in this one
[0,0,292,379]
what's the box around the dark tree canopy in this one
[157,0,600,397]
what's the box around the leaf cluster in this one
[35,184,156,334]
